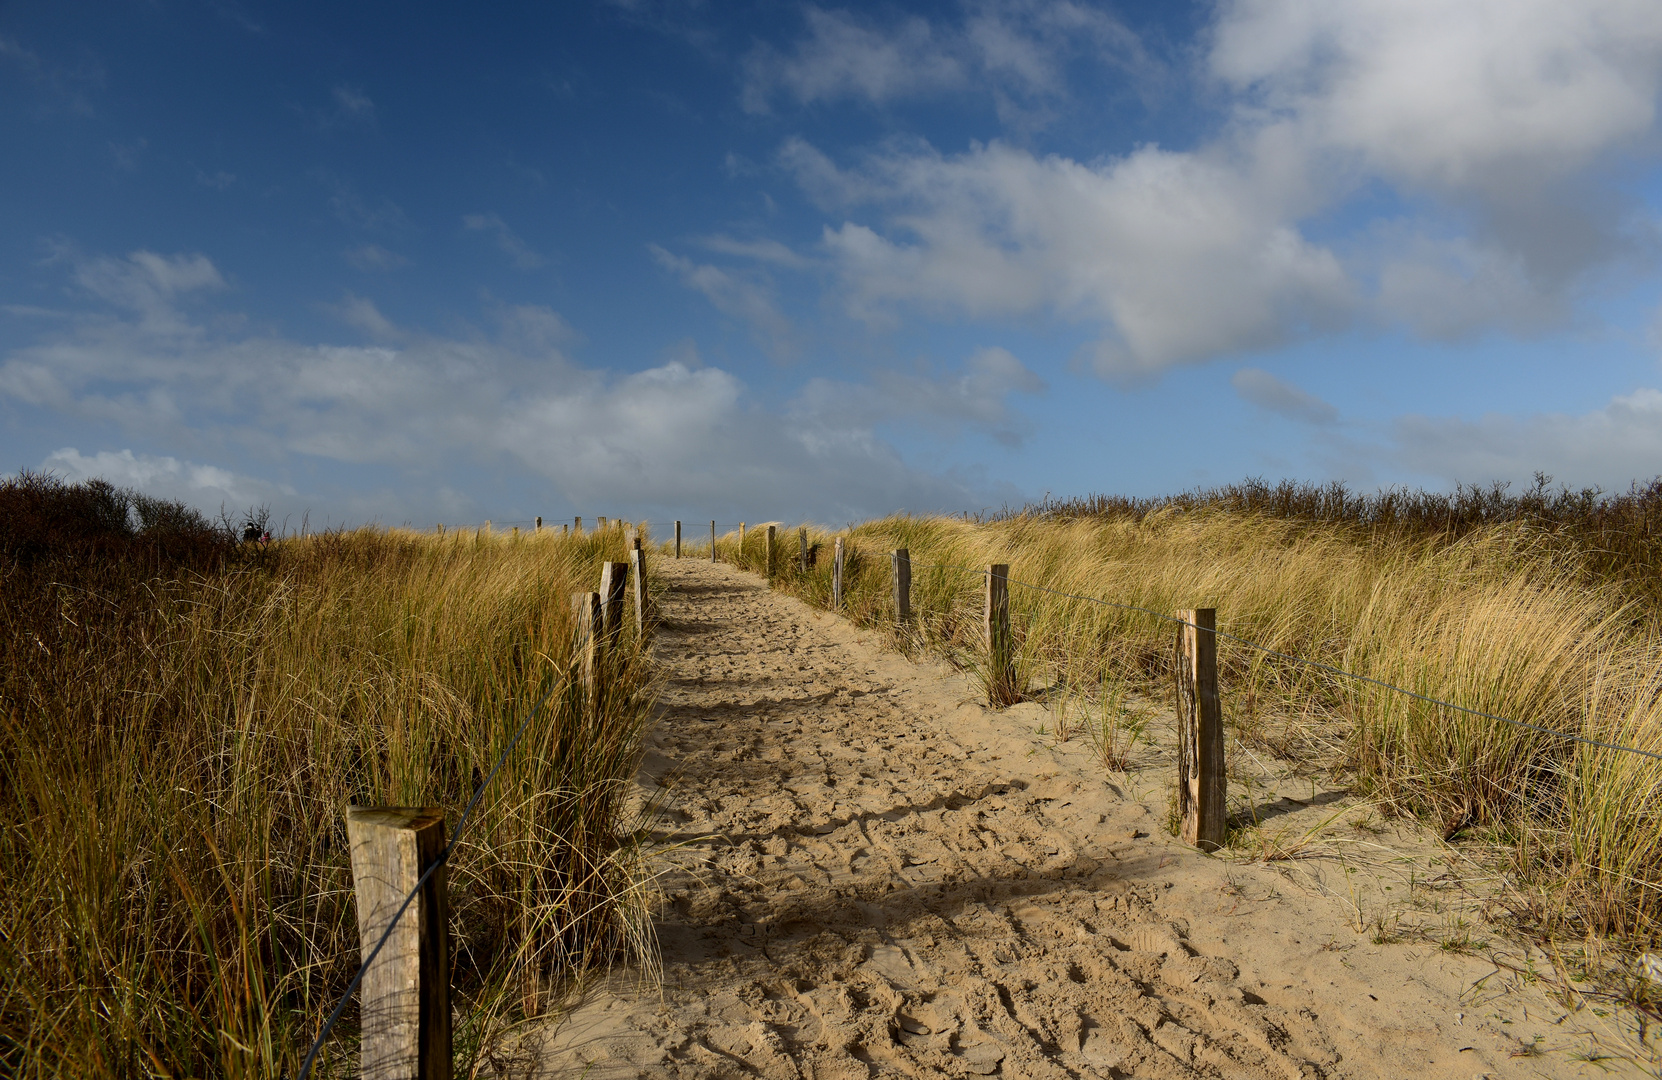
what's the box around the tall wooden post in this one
[574,516,582,534]
[599,562,628,643]
[711,521,716,562]
[832,537,844,609]
[535,516,542,531]
[1175,608,1225,852]
[346,806,452,1080]
[984,565,1016,706]
[799,527,808,572]
[631,538,647,637]
[597,516,607,532]
[892,548,910,622]
[765,525,776,579]
[573,591,601,694]
[674,521,681,559]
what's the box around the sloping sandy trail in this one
[541,558,1647,1080]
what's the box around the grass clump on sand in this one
[0,474,658,1078]
[719,480,1662,953]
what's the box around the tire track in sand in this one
[541,558,1621,1080]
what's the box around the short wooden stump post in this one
[1174,608,1225,851]
[892,548,910,622]
[832,537,844,609]
[346,806,452,1080]
[984,564,1016,705]
[631,538,647,636]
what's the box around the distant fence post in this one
[674,521,681,559]
[631,538,647,636]
[711,521,716,562]
[600,562,628,643]
[1174,608,1225,851]
[984,564,1016,706]
[574,516,582,534]
[739,523,746,558]
[832,537,844,609]
[535,516,542,531]
[765,525,776,579]
[573,591,601,694]
[346,806,452,1080]
[892,548,910,622]
[799,527,808,572]
[598,516,607,532]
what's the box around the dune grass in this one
[723,506,1662,947]
[0,491,658,1079]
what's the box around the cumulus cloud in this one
[462,212,545,269]
[650,245,797,360]
[1231,368,1337,425]
[1392,389,1662,489]
[1,247,1011,524]
[761,0,1662,377]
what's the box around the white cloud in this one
[740,2,1150,116]
[760,0,1662,377]
[1,247,1006,523]
[650,244,797,360]
[330,293,399,339]
[1393,389,1662,487]
[40,447,294,514]
[331,84,375,122]
[796,139,1352,374]
[69,250,226,336]
[462,212,545,269]
[791,346,1046,447]
[1231,367,1337,425]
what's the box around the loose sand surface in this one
[540,559,1656,1079]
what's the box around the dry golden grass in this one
[723,510,1662,946]
[0,523,658,1078]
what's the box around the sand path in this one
[541,558,1651,1080]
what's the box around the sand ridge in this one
[539,558,1652,1080]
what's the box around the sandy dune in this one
[540,558,1654,1079]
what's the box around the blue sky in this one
[4,0,1662,529]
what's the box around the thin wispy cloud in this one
[463,213,545,269]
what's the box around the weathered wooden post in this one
[573,591,601,694]
[600,562,628,643]
[832,537,844,609]
[631,537,647,636]
[984,564,1016,706]
[574,516,582,534]
[1175,608,1225,852]
[598,516,607,532]
[562,524,568,537]
[711,521,716,562]
[535,516,542,531]
[674,521,681,559]
[799,527,808,572]
[765,524,776,579]
[739,522,746,558]
[346,806,452,1080]
[892,548,910,622]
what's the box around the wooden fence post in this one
[984,564,1016,706]
[892,548,910,622]
[574,516,582,534]
[346,806,452,1080]
[573,591,601,693]
[711,521,716,563]
[1175,608,1225,852]
[631,538,647,636]
[562,524,568,537]
[739,523,746,557]
[832,537,844,609]
[765,525,776,579]
[535,516,542,531]
[799,527,808,572]
[674,521,681,559]
[600,562,628,643]
[598,516,607,532]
